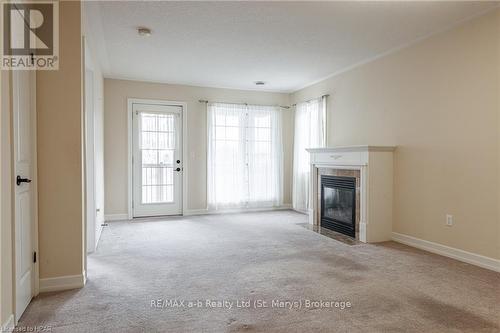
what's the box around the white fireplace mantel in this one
[306,146,395,243]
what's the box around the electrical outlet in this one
[446,214,453,226]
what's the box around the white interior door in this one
[132,103,182,217]
[13,70,35,320]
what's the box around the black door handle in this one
[175,167,181,172]
[16,175,32,186]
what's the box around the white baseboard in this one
[39,273,86,293]
[2,314,14,332]
[104,213,128,222]
[184,204,292,216]
[110,206,294,219]
[292,208,308,215]
[95,223,103,247]
[392,232,500,273]
[183,208,209,216]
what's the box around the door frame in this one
[127,98,188,219]
[30,70,40,299]
[84,68,97,252]
[11,70,40,322]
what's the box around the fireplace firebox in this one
[320,175,356,237]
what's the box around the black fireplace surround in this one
[320,175,356,237]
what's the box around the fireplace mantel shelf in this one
[306,145,396,153]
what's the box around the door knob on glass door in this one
[16,175,32,186]
[175,167,181,172]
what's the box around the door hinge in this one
[33,251,37,263]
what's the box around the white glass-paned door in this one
[133,103,182,217]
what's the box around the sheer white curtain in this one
[207,102,283,210]
[207,103,246,209]
[292,96,327,212]
[246,105,283,207]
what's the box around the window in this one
[207,103,283,209]
[139,112,176,204]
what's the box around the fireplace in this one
[307,146,395,243]
[320,175,356,237]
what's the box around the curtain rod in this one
[199,99,290,109]
[291,94,329,107]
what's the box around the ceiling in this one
[85,1,498,93]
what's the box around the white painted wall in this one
[37,1,84,281]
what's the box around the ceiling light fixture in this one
[137,27,152,37]
[254,81,265,86]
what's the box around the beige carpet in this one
[18,211,500,332]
